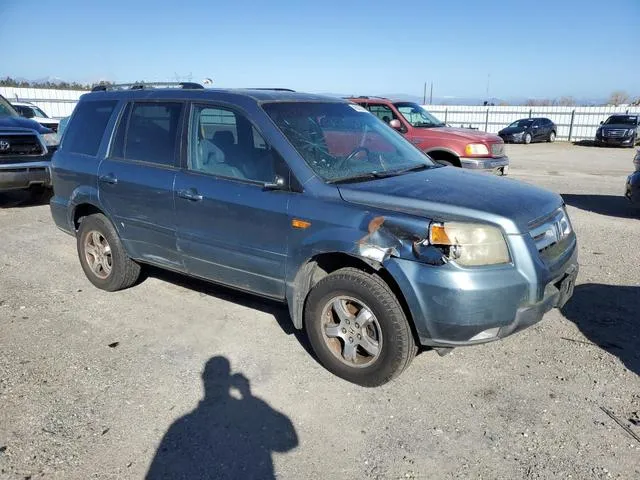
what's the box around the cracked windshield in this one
[263,102,436,182]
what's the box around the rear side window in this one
[366,104,398,124]
[111,101,183,166]
[63,100,117,156]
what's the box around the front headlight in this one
[464,143,489,156]
[40,132,59,147]
[512,131,524,137]
[428,222,510,266]
[627,129,635,136]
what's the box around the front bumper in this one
[460,156,509,175]
[499,134,525,144]
[595,134,635,146]
[385,233,578,347]
[0,160,52,191]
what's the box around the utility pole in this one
[429,81,433,104]
[423,82,427,104]
[486,73,491,100]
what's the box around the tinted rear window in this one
[114,102,183,166]
[63,100,117,156]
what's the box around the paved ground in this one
[0,143,638,479]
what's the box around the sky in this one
[1,0,638,101]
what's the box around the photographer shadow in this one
[146,356,298,480]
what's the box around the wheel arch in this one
[424,148,461,167]
[287,252,418,343]
[73,202,105,230]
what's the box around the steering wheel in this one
[338,146,371,170]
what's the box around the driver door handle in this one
[98,173,118,185]
[177,188,203,202]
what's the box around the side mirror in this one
[600,121,604,125]
[389,119,402,130]
[263,175,287,191]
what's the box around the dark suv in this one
[498,118,557,144]
[596,114,639,147]
[0,94,59,197]
[50,83,578,386]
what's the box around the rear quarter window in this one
[63,100,118,156]
[111,101,183,167]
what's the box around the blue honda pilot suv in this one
[50,83,578,386]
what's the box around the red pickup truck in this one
[347,97,509,175]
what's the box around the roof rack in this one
[91,82,204,92]
[248,88,296,92]
[343,95,389,100]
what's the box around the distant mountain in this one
[32,76,67,85]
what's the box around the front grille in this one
[529,207,574,264]
[0,133,44,157]
[491,143,505,156]
[605,129,626,138]
[529,208,571,252]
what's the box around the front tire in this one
[304,268,416,387]
[77,213,140,291]
[435,160,454,167]
[548,131,556,143]
[524,132,532,144]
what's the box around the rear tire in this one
[524,133,532,144]
[304,268,417,387]
[77,213,140,291]
[548,131,556,143]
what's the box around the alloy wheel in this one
[84,230,112,279]
[321,296,383,368]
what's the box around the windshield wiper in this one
[327,164,431,184]
[374,164,431,177]
[327,172,385,184]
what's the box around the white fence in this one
[427,105,640,142]
[2,86,639,142]
[0,87,86,118]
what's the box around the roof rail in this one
[91,82,204,92]
[248,88,296,92]
[344,95,389,100]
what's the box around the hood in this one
[415,126,501,142]
[600,123,637,130]
[34,116,59,125]
[337,167,563,235]
[499,126,528,134]
[0,115,52,134]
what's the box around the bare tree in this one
[607,90,630,106]
[557,96,576,106]
[525,98,552,106]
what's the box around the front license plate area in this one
[556,271,577,308]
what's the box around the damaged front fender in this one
[286,213,447,330]
[357,215,446,267]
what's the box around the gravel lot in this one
[1,143,638,479]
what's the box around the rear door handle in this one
[98,174,118,185]
[177,188,203,201]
